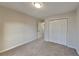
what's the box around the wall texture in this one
[0,6,37,52]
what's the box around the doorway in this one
[37,20,45,39]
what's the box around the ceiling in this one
[0,2,79,19]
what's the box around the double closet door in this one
[48,19,67,45]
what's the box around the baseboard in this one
[0,38,37,53]
[76,49,79,55]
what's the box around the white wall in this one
[67,12,77,48]
[0,6,37,52]
[44,11,77,51]
[76,7,79,54]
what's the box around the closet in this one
[45,18,68,45]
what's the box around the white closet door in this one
[49,19,67,45]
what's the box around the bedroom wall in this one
[76,7,79,54]
[0,6,38,52]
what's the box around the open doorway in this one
[37,20,45,39]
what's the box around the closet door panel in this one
[49,19,67,45]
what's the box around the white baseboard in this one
[0,38,37,53]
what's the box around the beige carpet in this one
[0,38,78,56]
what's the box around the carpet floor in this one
[0,38,78,56]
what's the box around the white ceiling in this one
[0,2,79,19]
